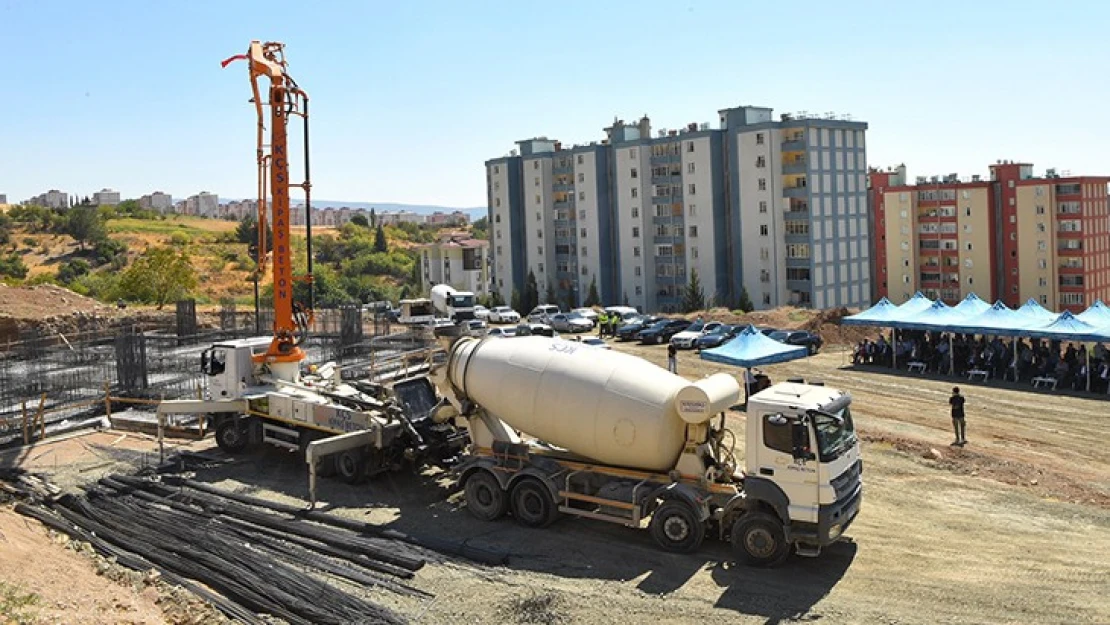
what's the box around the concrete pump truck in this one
[157,41,466,481]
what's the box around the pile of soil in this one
[679,305,879,347]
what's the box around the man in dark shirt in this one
[949,386,966,446]
[667,343,678,374]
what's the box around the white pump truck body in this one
[430,335,861,566]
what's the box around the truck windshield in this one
[813,407,856,462]
[451,295,474,307]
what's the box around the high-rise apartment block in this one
[26,189,69,209]
[868,161,1110,310]
[139,191,173,212]
[92,188,121,206]
[486,106,870,312]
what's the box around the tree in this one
[373,224,388,253]
[737,286,754,313]
[545,281,556,306]
[524,271,539,312]
[235,214,259,244]
[349,214,369,228]
[489,290,504,307]
[584,276,600,307]
[511,289,522,313]
[369,208,377,228]
[65,206,106,250]
[117,247,198,309]
[471,216,489,240]
[683,268,706,313]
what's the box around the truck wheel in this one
[464,470,508,521]
[215,419,249,453]
[649,501,705,553]
[336,449,366,484]
[731,512,790,567]
[509,478,559,528]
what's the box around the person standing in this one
[948,387,966,446]
[667,343,678,374]
[597,312,606,337]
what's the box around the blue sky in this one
[2,0,1107,208]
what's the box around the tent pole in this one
[1087,348,1091,392]
[948,333,955,376]
[893,328,898,370]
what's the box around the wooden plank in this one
[558,491,636,511]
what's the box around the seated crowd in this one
[853,332,1110,393]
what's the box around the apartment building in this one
[486,105,870,312]
[0,194,7,205]
[26,189,69,209]
[139,191,173,212]
[419,236,489,297]
[869,161,1110,310]
[92,188,121,206]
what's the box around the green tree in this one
[489,290,504,307]
[0,212,11,246]
[683,268,706,313]
[235,214,259,244]
[349,213,369,228]
[369,208,377,228]
[0,253,28,279]
[373,224,389,253]
[545,281,556,306]
[471,216,489,240]
[584,276,600,307]
[117,247,198,309]
[737,286,754,313]
[524,271,539,312]
[56,259,91,284]
[65,206,106,250]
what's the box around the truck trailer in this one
[430,335,862,566]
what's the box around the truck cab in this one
[201,337,273,400]
[744,382,862,554]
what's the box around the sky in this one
[2,0,1108,208]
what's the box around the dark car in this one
[768,330,824,355]
[616,316,661,341]
[516,322,555,337]
[695,324,741,350]
[637,319,693,345]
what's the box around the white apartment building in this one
[486,105,870,312]
[376,210,424,225]
[419,237,489,297]
[92,188,121,206]
[27,189,69,209]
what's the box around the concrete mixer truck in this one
[430,336,862,566]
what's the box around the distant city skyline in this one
[3,1,1108,206]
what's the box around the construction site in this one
[2,39,1108,625]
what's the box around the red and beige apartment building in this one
[869,161,1110,310]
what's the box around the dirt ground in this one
[3,346,1109,625]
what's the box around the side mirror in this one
[200,350,209,372]
[791,421,812,460]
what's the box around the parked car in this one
[637,319,693,345]
[527,304,561,323]
[488,306,520,324]
[669,321,724,350]
[487,326,518,338]
[604,306,639,322]
[572,308,599,324]
[615,316,661,341]
[516,322,555,337]
[768,330,824,354]
[472,305,490,321]
[695,324,741,350]
[466,319,488,337]
[549,312,594,333]
[579,337,611,350]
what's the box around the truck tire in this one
[215,419,249,453]
[464,470,508,521]
[649,501,705,553]
[731,511,790,567]
[335,449,366,484]
[509,478,559,528]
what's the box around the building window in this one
[758,178,767,191]
[634,266,641,276]
[756,155,766,168]
[578,210,586,219]
[966,243,973,251]
[759,201,767,213]
[632,207,639,218]
[688,183,696,195]
[537,230,543,239]
[1037,223,1046,233]
[537,247,543,255]
[535,195,541,205]
[1036,205,1045,215]
[687,141,695,153]
[495,214,501,223]
[1039,259,1047,269]
[582,247,587,257]
[965,207,971,216]
[688,204,697,216]
[1039,277,1047,287]
[635,286,643,295]
[534,177,540,187]
[760,224,769,236]
[631,168,638,179]
[495,198,501,207]
[633,246,641,257]
[1008,180,1015,188]
[494,165,500,174]
[533,161,539,170]
[632,227,640,238]
[493,181,500,191]
[691,247,699,259]
[577,191,584,201]
[689,225,698,237]
[631,188,638,198]
[577,155,583,164]
[1009,198,1015,206]
[1037,241,1046,251]
[630,148,637,158]
[580,228,587,237]
[687,162,695,174]
[756,133,764,145]
[578,173,584,183]
[763,294,771,305]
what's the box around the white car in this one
[487,326,518,338]
[527,304,560,324]
[572,308,599,324]
[488,306,520,324]
[549,312,594,333]
[670,321,724,349]
[473,305,490,321]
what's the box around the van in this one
[527,304,560,323]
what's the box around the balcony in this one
[553,182,574,193]
[781,136,806,152]
[651,193,682,204]
[782,159,807,175]
[786,279,811,292]
[783,185,809,199]
[650,173,682,185]
[553,162,573,175]
[650,152,681,165]
[653,235,684,245]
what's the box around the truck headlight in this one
[828,523,843,540]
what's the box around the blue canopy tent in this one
[1019,311,1110,391]
[840,297,901,326]
[948,301,1029,336]
[1077,300,1110,328]
[701,325,808,402]
[951,293,991,317]
[1015,298,1059,325]
[895,291,935,316]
